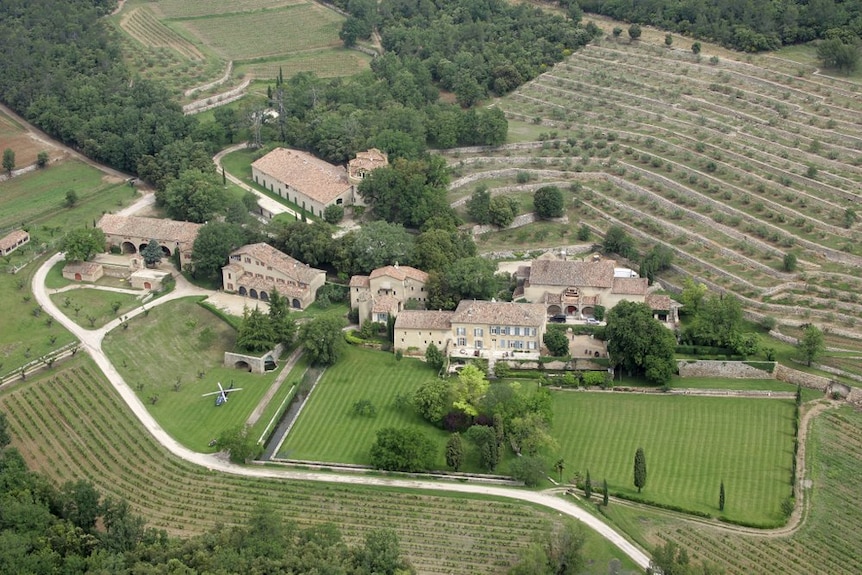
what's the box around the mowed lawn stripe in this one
[279,346,448,466]
[552,392,794,524]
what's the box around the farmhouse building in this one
[394,300,547,356]
[98,214,201,268]
[349,263,429,327]
[62,261,104,283]
[0,229,29,256]
[222,242,325,309]
[348,148,388,184]
[516,256,649,317]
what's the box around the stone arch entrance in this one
[143,282,151,290]
[582,306,594,317]
[74,273,82,281]
[259,291,269,302]
[234,360,251,372]
[566,305,578,315]
[249,288,259,299]
[238,286,247,296]
[292,298,301,309]
[160,245,172,257]
[547,304,561,315]
[121,241,136,254]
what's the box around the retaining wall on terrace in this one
[677,360,776,379]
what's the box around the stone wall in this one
[774,363,831,392]
[224,343,284,374]
[677,360,776,379]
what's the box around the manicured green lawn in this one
[552,392,796,525]
[0,160,134,231]
[50,289,143,329]
[102,297,283,450]
[277,346,449,465]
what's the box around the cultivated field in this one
[553,392,796,525]
[447,30,862,381]
[0,161,128,232]
[113,0,367,99]
[0,358,636,574]
[50,289,143,329]
[602,405,862,575]
[101,297,285,450]
[0,110,61,168]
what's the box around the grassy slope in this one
[552,392,795,525]
[50,290,142,329]
[599,405,862,575]
[101,297,283,450]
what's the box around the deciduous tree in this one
[602,225,637,259]
[489,195,520,227]
[414,378,451,425]
[159,169,227,223]
[348,221,414,274]
[533,186,565,219]
[424,342,445,373]
[606,301,676,385]
[510,455,547,487]
[301,315,346,366]
[191,221,245,280]
[452,364,489,417]
[798,324,825,367]
[2,148,15,175]
[61,227,105,262]
[543,329,569,357]
[369,427,435,472]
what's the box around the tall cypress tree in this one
[634,447,647,493]
[603,479,609,506]
[719,481,726,512]
[584,470,592,499]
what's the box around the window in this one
[500,339,506,348]
[457,337,466,346]
[514,327,521,336]
[474,328,483,337]
[456,327,466,336]
[527,341,537,350]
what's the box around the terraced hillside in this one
[447,34,862,353]
[113,0,369,100]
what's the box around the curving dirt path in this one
[31,251,651,570]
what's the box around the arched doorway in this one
[292,298,301,309]
[238,286,247,296]
[547,304,561,315]
[138,243,148,253]
[234,360,251,372]
[566,305,578,315]
[160,245,172,257]
[121,241,136,254]
[143,282,151,290]
[582,306,594,317]
[259,291,269,301]
[250,289,258,299]
[74,273,82,281]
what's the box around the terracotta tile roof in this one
[0,230,29,251]
[528,259,616,288]
[611,277,648,295]
[395,310,455,330]
[451,300,547,327]
[63,262,102,275]
[251,148,351,205]
[349,275,370,288]
[645,293,673,311]
[228,243,324,285]
[369,265,428,283]
[348,148,388,174]
[372,294,400,314]
[98,214,201,245]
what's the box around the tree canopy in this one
[533,186,565,219]
[61,228,105,262]
[357,156,450,228]
[369,427,435,472]
[606,300,677,385]
[158,169,227,223]
[191,222,246,280]
[301,315,346,366]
